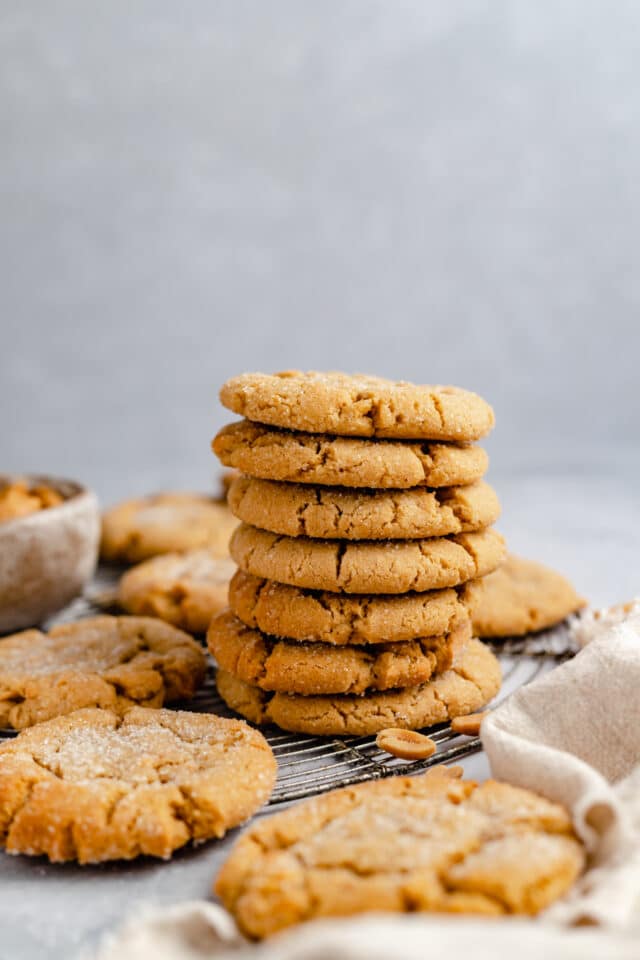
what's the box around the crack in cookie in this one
[0,616,207,729]
[0,707,276,862]
[208,610,471,696]
[229,524,505,595]
[216,768,584,938]
[216,638,501,735]
[213,421,489,489]
[219,372,494,441]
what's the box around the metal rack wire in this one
[186,634,572,805]
[0,576,576,807]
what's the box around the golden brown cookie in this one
[207,610,471,696]
[213,421,488,489]
[228,476,500,540]
[230,524,506,595]
[0,616,207,730]
[220,371,494,441]
[462,554,586,637]
[229,571,468,645]
[118,549,236,634]
[216,638,502,735]
[215,768,584,938]
[101,492,238,563]
[0,706,276,863]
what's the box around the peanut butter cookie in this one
[462,555,586,637]
[0,706,276,862]
[208,610,471,696]
[101,493,238,563]
[215,768,584,938]
[216,638,501,735]
[0,616,207,730]
[228,476,500,540]
[118,550,236,634]
[220,371,494,441]
[229,571,468,644]
[213,421,488,489]
[230,524,506,595]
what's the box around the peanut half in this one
[450,711,488,736]
[375,728,436,761]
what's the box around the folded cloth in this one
[482,610,640,927]
[93,604,640,960]
[91,904,640,960]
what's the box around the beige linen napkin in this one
[94,605,640,960]
[92,905,640,960]
[482,610,640,927]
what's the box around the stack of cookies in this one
[209,371,505,736]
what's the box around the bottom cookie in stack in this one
[208,609,501,736]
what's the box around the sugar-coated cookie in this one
[220,371,494,441]
[230,524,506,595]
[213,420,488,489]
[118,549,236,633]
[216,768,583,938]
[228,476,500,540]
[216,638,501,735]
[0,706,276,862]
[463,555,585,637]
[229,571,467,645]
[208,610,471,695]
[101,492,238,563]
[0,615,206,729]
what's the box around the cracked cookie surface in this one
[101,492,238,563]
[216,638,501,735]
[228,476,500,540]
[229,571,468,644]
[215,767,584,938]
[0,706,276,862]
[0,616,207,729]
[462,554,586,637]
[230,524,505,594]
[220,371,494,441]
[208,610,471,695]
[119,549,236,633]
[213,421,488,489]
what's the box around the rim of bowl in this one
[0,473,97,528]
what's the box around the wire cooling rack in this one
[0,572,576,807]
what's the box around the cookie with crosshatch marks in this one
[100,492,238,563]
[227,476,500,540]
[216,638,501,735]
[0,615,206,730]
[0,706,276,862]
[229,571,468,645]
[220,371,494,441]
[118,549,236,633]
[215,766,584,938]
[213,421,488,490]
[230,524,506,595]
[208,610,471,696]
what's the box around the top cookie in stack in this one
[211,371,504,736]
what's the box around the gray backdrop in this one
[2,0,639,597]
